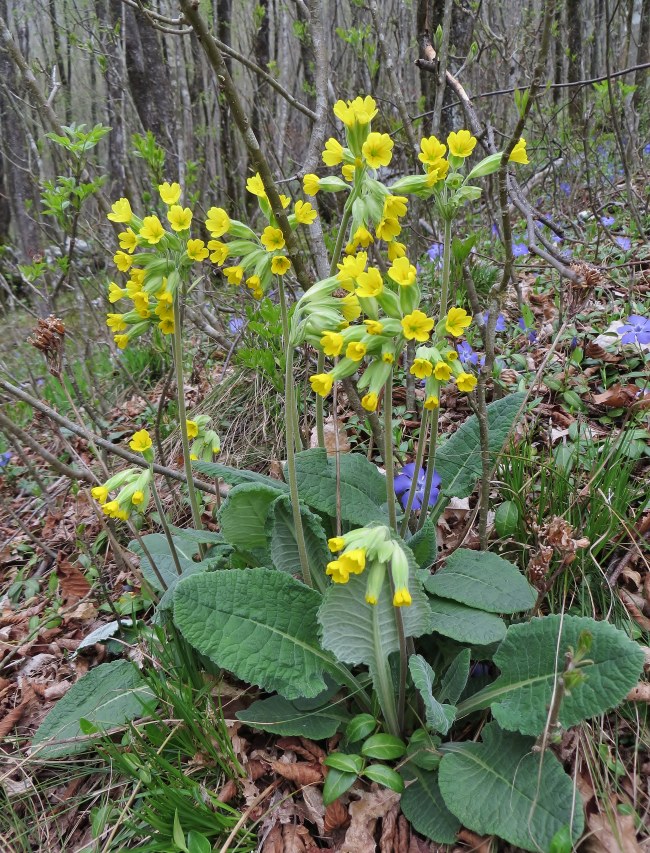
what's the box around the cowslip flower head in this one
[356,267,383,298]
[361,392,379,411]
[208,240,229,264]
[376,217,401,242]
[107,197,132,223]
[106,313,127,333]
[206,207,230,238]
[362,132,394,169]
[401,310,434,342]
[419,135,447,165]
[410,358,433,379]
[129,429,153,454]
[426,158,450,184]
[322,137,345,167]
[186,419,199,439]
[118,229,138,253]
[328,536,346,553]
[303,174,320,195]
[140,215,165,244]
[224,265,244,286]
[424,395,439,410]
[383,195,408,219]
[167,205,192,232]
[346,341,367,361]
[337,252,367,290]
[261,226,285,252]
[246,173,266,198]
[108,282,126,303]
[364,319,384,335]
[341,293,361,322]
[294,200,317,224]
[446,306,472,337]
[388,256,417,288]
[310,373,334,397]
[434,362,452,381]
[113,251,133,272]
[187,239,209,262]
[456,371,477,392]
[158,182,181,205]
[91,485,109,504]
[320,330,344,357]
[352,226,374,248]
[271,255,291,275]
[387,241,406,261]
[509,138,529,165]
[447,129,477,158]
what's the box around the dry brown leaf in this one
[57,560,91,600]
[310,415,351,456]
[276,736,326,764]
[591,384,640,408]
[457,828,494,851]
[0,700,30,738]
[340,787,400,853]
[324,798,349,833]
[262,823,283,853]
[626,683,650,703]
[43,681,72,700]
[619,591,650,631]
[269,759,322,786]
[379,797,402,852]
[582,809,641,853]
[66,602,97,622]
[217,779,238,803]
[301,785,325,836]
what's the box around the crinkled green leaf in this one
[438,649,471,705]
[236,694,347,739]
[219,482,280,549]
[268,494,329,582]
[425,548,536,613]
[458,615,646,735]
[192,459,288,492]
[439,722,584,851]
[428,596,506,645]
[436,393,525,498]
[400,767,460,845]
[407,518,437,570]
[31,660,155,757]
[174,569,339,700]
[408,655,455,735]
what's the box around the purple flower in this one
[600,215,615,227]
[491,223,500,239]
[560,182,571,195]
[229,316,245,334]
[644,143,650,156]
[619,315,650,346]
[476,311,506,332]
[394,463,441,511]
[0,451,11,468]
[512,241,529,257]
[551,231,563,244]
[427,242,444,267]
[518,316,538,343]
[615,236,631,251]
[457,341,485,367]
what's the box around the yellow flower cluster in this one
[91,429,154,520]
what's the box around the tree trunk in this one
[98,0,127,197]
[567,0,584,123]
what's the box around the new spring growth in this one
[186,414,221,462]
[91,466,152,520]
[327,526,413,607]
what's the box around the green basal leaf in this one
[427,595,507,645]
[219,482,280,549]
[192,459,288,492]
[438,649,471,705]
[406,518,437,570]
[268,493,330,585]
[174,569,343,700]
[435,392,525,498]
[408,655,456,735]
[400,767,460,844]
[458,614,645,736]
[425,548,537,614]
[439,722,584,851]
[236,694,348,739]
[31,660,156,758]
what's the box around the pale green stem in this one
[173,291,204,538]
[418,217,453,528]
[398,408,430,538]
[315,350,326,448]
[149,470,183,576]
[372,607,401,736]
[279,276,313,588]
[383,371,397,532]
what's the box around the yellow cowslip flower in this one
[320,330,344,357]
[131,490,145,506]
[434,362,452,381]
[401,310,434,342]
[118,228,138,253]
[310,373,334,397]
[424,395,439,410]
[387,241,406,262]
[328,536,346,553]
[339,548,366,575]
[333,99,357,127]
[102,500,121,518]
[342,163,355,181]
[352,226,374,248]
[393,586,412,607]
[132,291,149,316]
[382,351,394,364]
[271,255,291,275]
[426,159,450,185]
[509,138,529,165]
[411,358,432,379]
[114,334,129,349]
[113,251,133,272]
[362,132,394,169]
[155,301,173,320]
[107,197,132,223]
[158,181,181,205]
[251,288,264,299]
[156,286,172,306]
[447,129,477,158]
[456,372,477,392]
[159,317,175,335]
[140,215,165,244]
[326,559,349,584]
[383,195,408,219]
[303,173,320,195]
[224,265,244,286]
[418,135,447,166]
[446,306,472,337]
[91,485,109,504]
[187,239,209,262]
[208,240,229,265]
[364,319,384,335]
[167,205,192,232]
[376,217,401,242]
[246,172,266,197]
[186,419,199,438]
[348,95,378,125]
[446,350,458,362]
[129,429,152,453]
[388,256,417,288]
[337,252,367,290]
[129,268,145,288]
[322,137,345,167]
[341,292,361,322]
[246,275,261,291]
[294,200,317,224]
[356,266,383,298]
[108,282,126,303]
[106,313,127,332]
[261,226,285,252]
[279,194,291,209]
[346,341,367,361]
[206,207,230,238]
[361,392,378,412]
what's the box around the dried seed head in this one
[28,315,65,378]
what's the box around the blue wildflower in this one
[619,315,650,346]
[644,143,650,156]
[427,242,444,267]
[560,182,571,195]
[615,236,631,251]
[457,341,485,366]
[0,451,11,468]
[600,215,615,227]
[518,316,537,343]
[394,463,441,511]
[512,241,529,257]
[476,311,506,332]
[229,317,245,334]
[491,223,500,239]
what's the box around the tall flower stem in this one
[149,471,183,576]
[173,291,204,538]
[383,371,397,532]
[279,276,313,589]
[398,409,430,538]
[418,217,453,527]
